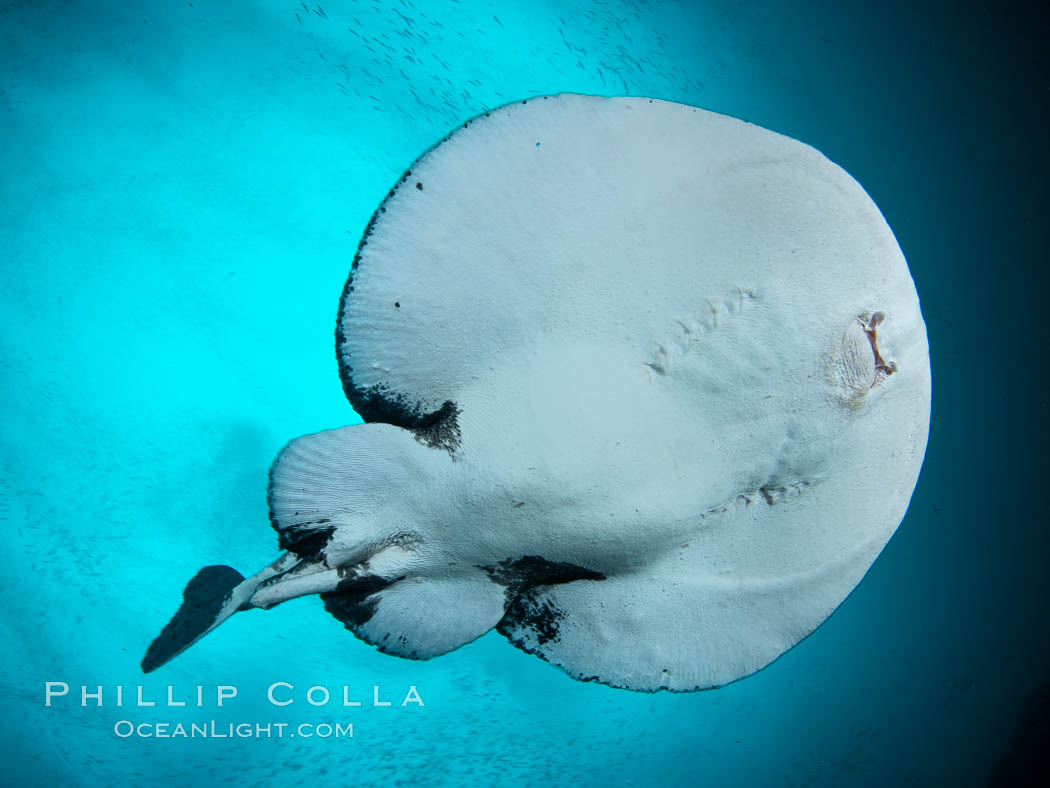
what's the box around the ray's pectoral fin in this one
[321,569,509,660]
[320,556,607,661]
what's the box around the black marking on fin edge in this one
[266,464,338,557]
[411,400,461,453]
[334,164,461,450]
[498,591,566,646]
[331,333,464,454]
[141,565,244,673]
[490,556,606,671]
[277,522,335,561]
[335,98,553,455]
[487,556,605,646]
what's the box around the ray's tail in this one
[141,565,247,673]
[141,553,302,673]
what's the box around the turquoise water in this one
[2,0,1047,785]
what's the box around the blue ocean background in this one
[1,0,1047,785]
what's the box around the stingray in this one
[142,94,930,691]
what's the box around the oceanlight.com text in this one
[112,720,353,739]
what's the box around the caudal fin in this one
[141,565,246,673]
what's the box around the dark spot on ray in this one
[415,182,423,190]
[498,591,564,646]
[277,523,334,560]
[394,301,400,308]
[489,557,604,650]
[480,555,606,603]
[266,465,336,556]
[321,574,403,629]
[332,316,464,451]
[486,558,605,652]
[410,399,462,453]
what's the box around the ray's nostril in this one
[863,311,897,382]
[837,311,898,400]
